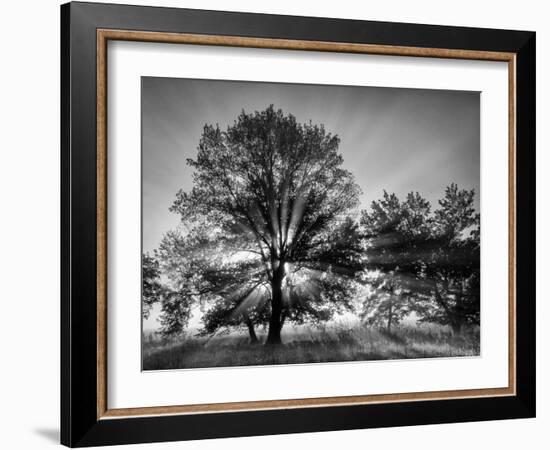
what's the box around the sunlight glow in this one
[283,262,290,275]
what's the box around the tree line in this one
[143,105,480,345]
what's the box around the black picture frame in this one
[61,1,536,447]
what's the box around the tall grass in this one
[142,324,480,370]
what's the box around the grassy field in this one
[142,324,480,370]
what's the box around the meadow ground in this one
[142,324,480,370]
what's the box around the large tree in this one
[168,106,362,344]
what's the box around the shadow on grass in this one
[143,324,480,371]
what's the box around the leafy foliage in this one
[157,106,363,343]
[361,271,412,331]
[418,184,480,332]
[360,184,480,333]
[142,253,164,319]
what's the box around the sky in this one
[142,77,480,255]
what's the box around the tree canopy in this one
[159,105,363,344]
[360,184,480,333]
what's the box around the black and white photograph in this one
[0,0,542,447]
[141,77,481,370]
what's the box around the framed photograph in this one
[61,2,536,447]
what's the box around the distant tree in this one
[416,184,480,333]
[142,253,164,319]
[360,191,432,330]
[157,289,193,338]
[163,106,363,344]
[142,251,193,336]
[361,270,410,332]
[360,185,480,334]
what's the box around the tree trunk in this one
[244,316,258,344]
[451,288,464,335]
[450,320,463,335]
[266,264,285,345]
